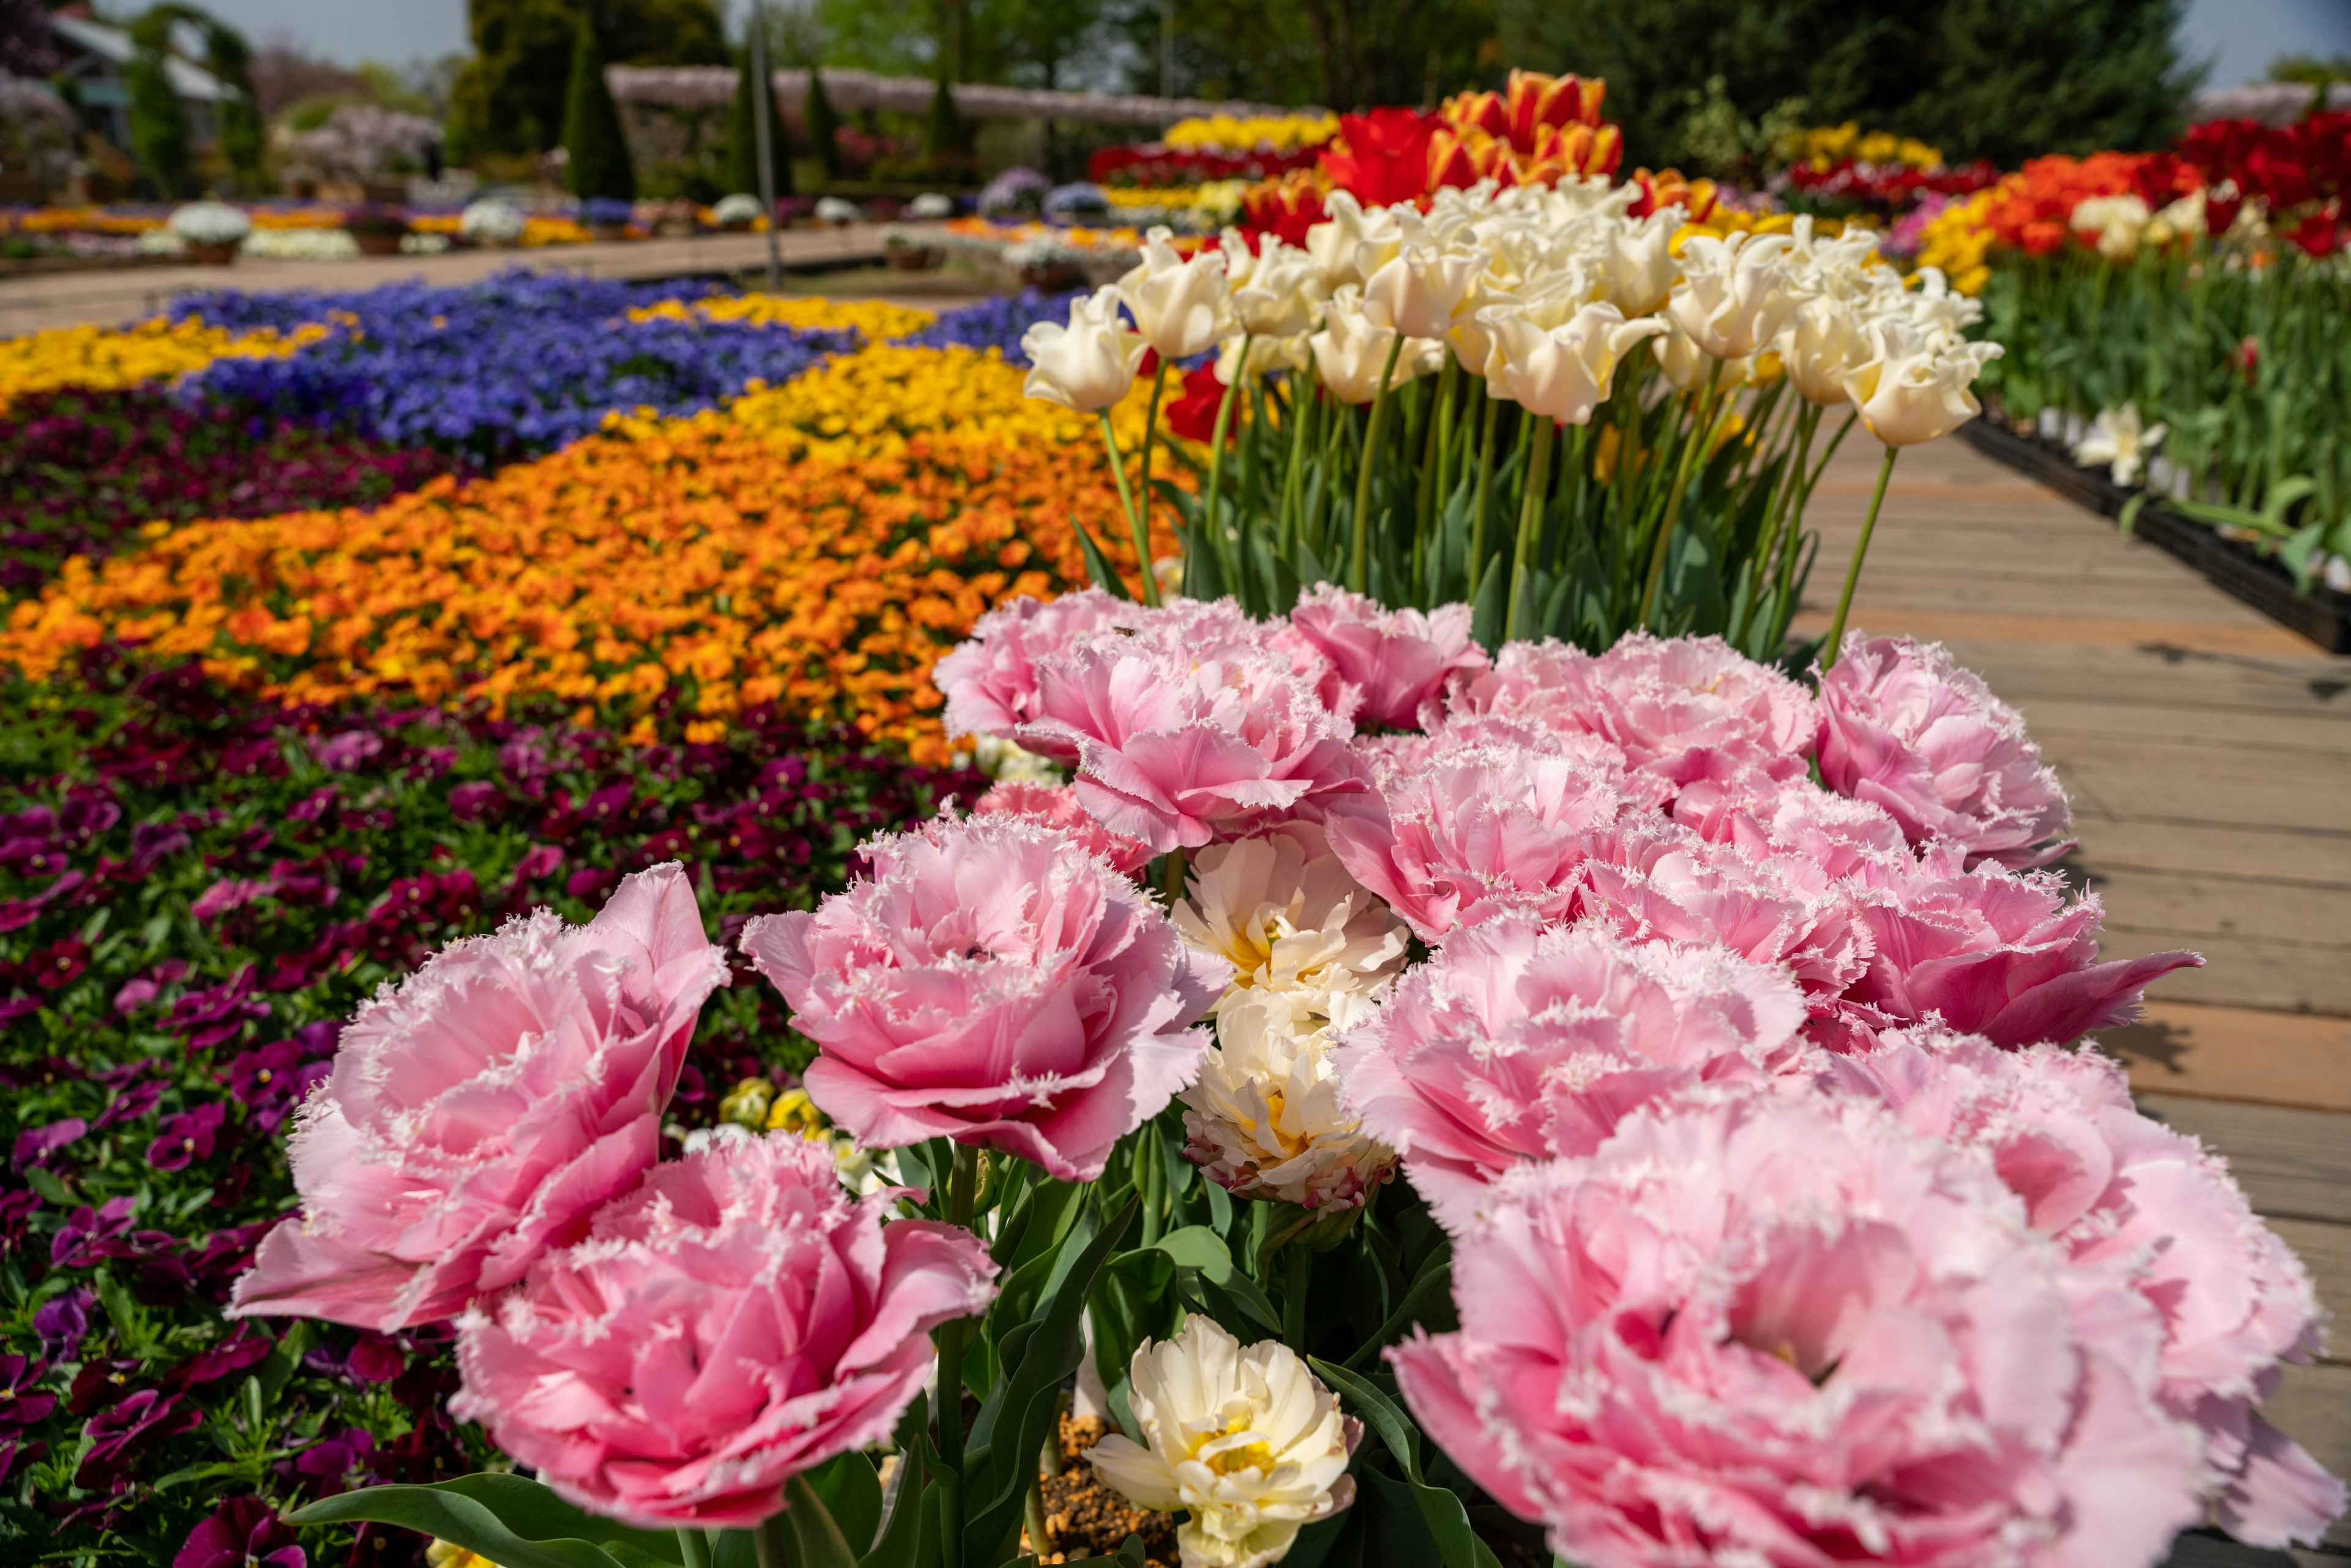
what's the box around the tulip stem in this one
[1137,356,1170,549]
[1637,359,1723,630]
[1281,1244,1312,1352]
[1502,415,1556,643]
[1278,368,1315,557]
[1747,403,1818,625]
[933,1140,984,1483]
[1161,846,1188,907]
[1465,393,1500,601]
[752,1514,791,1568]
[1202,333,1251,595]
[678,1529,713,1568]
[1350,332,1408,593]
[1097,412,1161,607]
[1822,443,1898,671]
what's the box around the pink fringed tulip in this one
[1840,850,2200,1047]
[1817,633,2074,869]
[229,864,727,1330]
[1018,639,1365,855]
[1284,584,1488,730]
[971,780,1155,875]
[1332,918,1810,1221]
[451,1131,997,1528]
[1392,1092,2206,1568]
[1830,1030,2345,1548]
[935,590,1136,757]
[741,815,1226,1181]
[1325,741,1628,942]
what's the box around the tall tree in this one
[126,7,192,198]
[195,14,264,191]
[1496,0,2199,171]
[452,0,726,159]
[560,11,636,197]
[724,42,792,196]
[801,64,842,181]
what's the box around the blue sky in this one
[180,0,2351,87]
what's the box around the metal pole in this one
[749,0,782,291]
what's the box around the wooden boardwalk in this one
[1801,434,2351,1562]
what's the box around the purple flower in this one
[291,1425,377,1496]
[50,1196,135,1267]
[448,779,503,820]
[190,877,276,922]
[178,1324,272,1387]
[11,1116,84,1171]
[564,866,618,901]
[78,1387,201,1488]
[92,1076,164,1132]
[34,1287,91,1360]
[166,966,271,1052]
[227,1041,330,1135]
[0,1437,42,1486]
[174,1496,306,1568]
[312,730,383,771]
[113,977,159,1015]
[287,787,340,824]
[292,1019,342,1057]
[512,842,564,883]
[147,1102,228,1171]
[29,937,88,989]
[131,820,192,871]
[0,1354,56,1428]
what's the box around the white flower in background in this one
[2071,193,2151,261]
[460,197,527,244]
[2145,189,2205,249]
[242,227,360,261]
[1089,1316,1361,1568]
[1021,285,1148,413]
[908,192,956,219]
[1480,301,1666,425]
[1361,240,1488,341]
[1303,190,1399,291]
[2325,555,2350,594]
[1182,991,1396,1210]
[1841,321,2003,447]
[1121,226,1237,359]
[1667,231,1806,360]
[1782,296,1871,407]
[167,200,252,247]
[1308,289,1444,405]
[814,195,861,223]
[1174,828,1406,1016]
[1894,265,1985,348]
[2071,403,2167,487]
[1600,208,1682,316]
[1223,233,1323,339]
[1783,214,1886,304]
[971,734,1060,784]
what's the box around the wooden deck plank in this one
[2265,1218,2351,1367]
[2105,1006,2351,1114]
[2135,1095,2351,1226]
[2258,1361,2351,1549]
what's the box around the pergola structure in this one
[606,66,1303,129]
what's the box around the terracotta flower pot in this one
[886,246,942,271]
[351,230,406,257]
[186,242,238,266]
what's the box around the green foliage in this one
[1102,0,1491,110]
[923,72,972,177]
[803,63,842,181]
[724,43,792,197]
[451,0,727,158]
[1498,0,2201,172]
[561,12,637,201]
[125,7,192,199]
[2267,51,2351,92]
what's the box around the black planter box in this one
[1960,418,2351,655]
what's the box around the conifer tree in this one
[803,63,842,182]
[725,43,792,195]
[560,11,636,200]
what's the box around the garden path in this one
[1798,434,2351,1563]
[0,224,896,336]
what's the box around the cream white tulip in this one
[1840,322,2003,447]
[1217,331,1312,384]
[1783,296,1872,407]
[1650,320,1710,392]
[1223,233,1324,339]
[1180,991,1395,1212]
[1602,209,1683,316]
[1303,190,1398,292]
[1173,828,1406,1018]
[1361,240,1489,341]
[1121,225,1237,360]
[1667,231,1807,359]
[2072,402,2167,486]
[1308,290,1444,405]
[1088,1317,1361,1568]
[1021,285,1147,413]
[2070,194,2151,262]
[1481,302,1667,425]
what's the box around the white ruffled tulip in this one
[1840,322,2003,447]
[1667,231,1807,359]
[1217,332,1312,384]
[1601,209,1682,316]
[1224,232,1323,339]
[1650,320,1711,392]
[1173,828,1406,1018]
[2072,403,2167,486]
[1121,225,1237,360]
[1361,240,1488,342]
[1481,302,1666,425]
[2070,193,2151,262]
[1021,285,1147,413]
[1303,190,1399,292]
[1181,991,1395,1211]
[1308,290,1445,405]
[1783,296,1872,407]
[1088,1317,1362,1568]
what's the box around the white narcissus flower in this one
[1667,230,1807,360]
[2072,403,2167,487]
[1021,286,1148,413]
[1121,226,1237,361]
[1361,240,1489,342]
[1088,1316,1362,1568]
[1479,301,1665,426]
[1783,296,1871,407]
[1181,990,1395,1210]
[1841,321,2003,447]
[1224,230,1324,339]
[1172,828,1407,1018]
[1308,289,1445,405]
